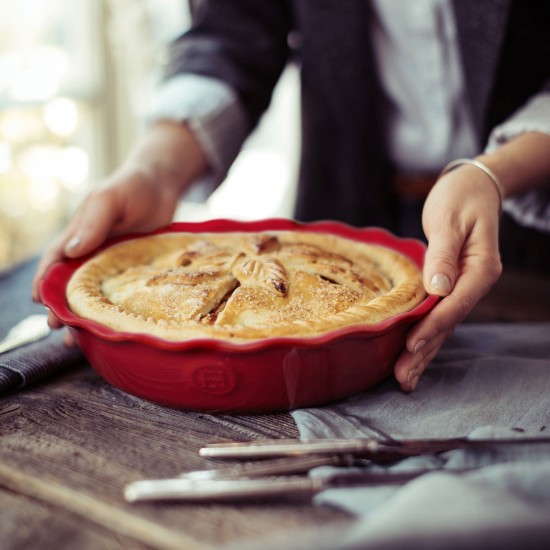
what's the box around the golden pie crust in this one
[66,231,426,342]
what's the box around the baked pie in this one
[66,230,426,342]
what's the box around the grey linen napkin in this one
[0,258,86,394]
[0,329,85,394]
[288,322,550,550]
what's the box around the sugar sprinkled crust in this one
[66,231,426,341]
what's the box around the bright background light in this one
[0,0,299,271]
[43,98,79,137]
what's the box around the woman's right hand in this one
[32,121,209,327]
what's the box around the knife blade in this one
[179,453,356,481]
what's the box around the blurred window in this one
[0,0,102,270]
[0,0,298,272]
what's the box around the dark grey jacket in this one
[166,0,550,236]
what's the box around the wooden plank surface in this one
[0,367,352,550]
[2,258,549,549]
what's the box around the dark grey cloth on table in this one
[289,323,550,550]
[0,330,84,393]
[0,258,85,394]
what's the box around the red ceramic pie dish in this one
[41,218,438,413]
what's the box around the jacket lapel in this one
[452,0,511,139]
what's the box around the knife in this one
[124,467,436,503]
[199,436,550,461]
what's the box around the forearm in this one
[477,131,550,199]
[148,74,250,186]
[119,121,209,199]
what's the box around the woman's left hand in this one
[393,163,503,391]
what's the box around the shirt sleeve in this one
[485,91,550,233]
[147,73,250,190]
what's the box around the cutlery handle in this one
[199,438,380,458]
[0,334,38,354]
[0,315,51,355]
[125,476,322,502]
[0,336,31,354]
[124,468,433,503]
[200,436,550,461]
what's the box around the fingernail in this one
[410,375,420,391]
[66,236,81,252]
[407,367,417,383]
[414,339,427,354]
[431,273,452,294]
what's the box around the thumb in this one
[63,189,121,258]
[423,232,461,297]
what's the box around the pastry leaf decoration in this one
[146,236,288,297]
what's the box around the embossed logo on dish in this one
[192,366,237,395]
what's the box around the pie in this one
[66,230,426,341]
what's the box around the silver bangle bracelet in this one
[439,158,503,216]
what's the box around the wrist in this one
[128,121,209,196]
[439,157,503,215]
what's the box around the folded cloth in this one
[0,329,85,394]
[289,323,550,550]
[0,257,86,394]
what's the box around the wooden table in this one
[1,259,549,550]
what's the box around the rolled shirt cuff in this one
[147,74,250,189]
[485,92,550,233]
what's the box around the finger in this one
[62,188,122,259]
[395,340,443,392]
[409,274,485,353]
[63,329,77,347]
[397,253,501,387]
[32,189,121,303]
[47,309,64,329]
[421,218,501,336]
[394,324,450,390]
[423,229,463,297]
[32,233,67,302]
